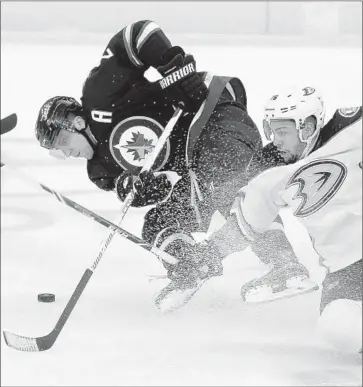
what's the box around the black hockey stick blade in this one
[1,113,17,135]
[3,269,94,352]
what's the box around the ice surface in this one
[1,39,362,386]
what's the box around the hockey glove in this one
[155,227,223,284]
[115,171,172,208]
[157,46,208,112]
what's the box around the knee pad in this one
[317,299,362,353]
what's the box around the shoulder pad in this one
[227,77,247,108]
[337,106,362,119]
[333,106,362,132]
[317,106,362,148]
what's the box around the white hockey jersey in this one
[239,112,362,273]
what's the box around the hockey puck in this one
[37,293,55,303]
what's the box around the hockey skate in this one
[155,239,223,312]
[241,261,319,304]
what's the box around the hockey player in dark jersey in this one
[34,20,299,305]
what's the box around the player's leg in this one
[193,106,262,220]
[152,110,263,311]
[142,179,219,277]
[242,222,315,301]
[197,111,306,296]
[237,211,317,302]
[144,177,225,311]
[317,259,362,353]
[247,141,304,265]
[142,179,197,245]
[250,228,299,266]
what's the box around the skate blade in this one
[242,280,319,304]
[155,280,206,313]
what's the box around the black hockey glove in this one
[155,227,224,284]
[115,171,172,208]
[157,46,208,112]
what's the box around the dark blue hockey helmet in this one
[35,96,86,149]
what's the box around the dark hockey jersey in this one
[81,20,248,192]
[247,106,363,179]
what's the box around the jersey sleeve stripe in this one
[123,24,144,67]
[226,82,236,101]
[136,21,161,52]
[203,72,213,88]
[187,72,213,133]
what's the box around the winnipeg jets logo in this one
[116,132,154,161]
[286,159,347,217]
[109,116,170,173]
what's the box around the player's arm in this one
[87,158,172,207]
[103,20,208,112]
[223,77,248,108]
[208,166,289,257]
[317,106,362,147]
[87,158,119,191]
[81,21,173,131]
[104,20,172,70]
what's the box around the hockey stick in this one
[1,158,177,265]
[3,103,184,352]
[1,113,17,135]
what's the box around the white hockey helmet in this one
[263,86,326,143]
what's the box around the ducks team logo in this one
[286,159,347,217]
[302,87,316,96]
[109,116,170,173]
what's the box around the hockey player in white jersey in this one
[224,102,362,352]
[214,95,362,352]
[159,86,362,352]
[237,88,361,309]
